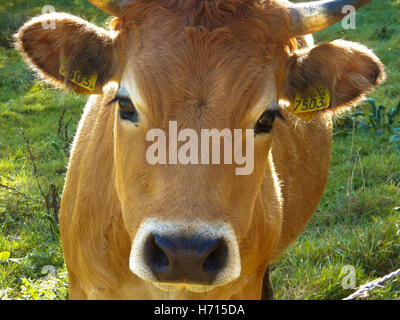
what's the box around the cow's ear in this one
[15,13,118,94]
[281,40,386,114]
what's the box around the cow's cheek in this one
[229,137,273,242]
[114,122,152,233]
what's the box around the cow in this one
[15,0,385,299]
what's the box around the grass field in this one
[0,0,399,300]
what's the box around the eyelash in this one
[109,97,139,123]
[254,109,284,134]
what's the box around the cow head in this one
[15,0,384,297]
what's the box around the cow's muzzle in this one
[129,219,241,291]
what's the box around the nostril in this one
[144,234,169,272]
[203,239,228,273]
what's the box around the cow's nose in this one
[144,233,228,285]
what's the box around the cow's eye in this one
[118,98,138,123]
[254,110,277,134]
[111,87,139,123]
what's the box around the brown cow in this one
[15,0,385,299]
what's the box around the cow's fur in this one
[15,0,385,299]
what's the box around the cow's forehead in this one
[116,0,290,127]
[121,27,280,128]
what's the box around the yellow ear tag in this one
[59,57,98,92]
[289,83,331,121]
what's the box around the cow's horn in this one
[289,0,372,36]
[88,0,131,16]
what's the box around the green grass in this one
[271,130,400,300]
[1,0,400,300]
[0,48,84,300]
